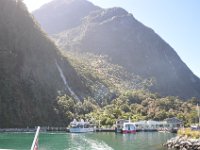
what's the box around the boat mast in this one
[197,103,200,127]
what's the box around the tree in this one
[82,98,97,114]
[57,95,75,124]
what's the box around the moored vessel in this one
[121,122,136,134]
[69,119,95,133]
[115,119,136,134]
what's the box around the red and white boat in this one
[115,119,136,134]
[121,122,136,134]
[31,126,40,150]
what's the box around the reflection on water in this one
[121,133,136,142]
[67,133,114,150]
[0,132,175,150]
[85,132,175,150]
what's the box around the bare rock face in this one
[33,0,200,99]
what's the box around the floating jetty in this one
[46,127,67,132]
[95,128,115,132]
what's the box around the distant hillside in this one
[33,0,200,99]
[33,0,100,34]
[0,0,89,127]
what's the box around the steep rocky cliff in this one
[0,0,88,127]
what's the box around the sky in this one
[24,0,200,78]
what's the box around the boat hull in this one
[69,128,94,133]
[121,130,136,134]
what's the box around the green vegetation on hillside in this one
[57,91,199,127]
[61,51,153,104]
[57,51,199,127]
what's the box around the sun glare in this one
[24,0,53,11]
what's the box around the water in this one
[0,132,175,150]
[55,60,80,101]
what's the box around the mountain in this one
[33,0,100,34]
[0,0,89,127]
[33,0,200,99]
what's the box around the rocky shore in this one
[163,136,200,150]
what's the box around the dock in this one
[95,128,115,132]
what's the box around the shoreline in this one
[0,127,177,133]
[0,127,67,132]
[0,127,114,133]
[0,128,37,132]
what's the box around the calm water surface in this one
[0,132,175,150]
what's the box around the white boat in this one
[69,119,95,133]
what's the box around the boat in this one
[69,119,95,133]
[121,122,137,134]
[115,119,136,134]
[31,126,40,150]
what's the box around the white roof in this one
[70,119,90,125]
[134,120,167,125]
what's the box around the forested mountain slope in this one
[34,0,200,99]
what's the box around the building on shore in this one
[134,120,166,131]
[133,117,183,132]
[164,117,183,129]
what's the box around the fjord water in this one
[0,132,175,150]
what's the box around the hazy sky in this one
[24,0,200,78]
